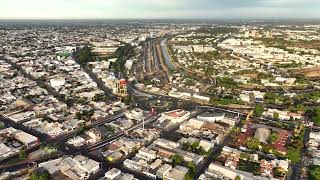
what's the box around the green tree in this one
[75,112,83,120]
[268,132,278,143]
[253,105,264,116]
[212,50,219,57]
[235,176,241,180]
[29,170,49,180]
[182,142,190,150]
[0,122,5,130]
[121,96,132,105]
[273,112,280,119]
[105,125,116,133]
[191,141,200,150]
[76,109,95,120]
[76,124,86,136]
[296,104,307,113]
[171,154,183,165]
[75,46,94,64]
[230,127,241,141]
[246,138,260,150]
[185,162,196,180]
[261,144,272,154]
[217,76,238,89]
[83,109,94,117]
[311,107,320,126]
[287,146,301,164]
[274,121,283,128]
[187,162,196,174]
[309,165,320,180]
[19,149,27,160]
[184,78,196,86]
[111,44,136,72]
[93,94,109,102]
[273,167,286,177]
[197,146,207,156]
[240,152,250,160]
[264,92,277,100]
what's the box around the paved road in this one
[0,154,63,172]
[193,114,242,179]
[52,112,125,144]
[73,54,116,98]
[127,83,154,98]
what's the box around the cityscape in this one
[1,1,320,180]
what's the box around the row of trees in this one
[254,103,320,127]
[263,91,320,108]
[264,92,292,105]
[308,165,320,180]
[110,44,136,72]
[74,46,95,64]
[192,51,219,61]
[286,127,305,164]
[195,26,239,35]
[216,76,238,89]
[181,141,207,156]
[210,95,245,106]
[308,107,320,126]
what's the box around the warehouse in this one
[15,131,39,148]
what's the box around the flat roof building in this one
[254,128,271,144]
[15,131,39,148]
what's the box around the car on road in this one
[267,153,277,158]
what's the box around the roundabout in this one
[148,99,172,109]
[136,96,179,112]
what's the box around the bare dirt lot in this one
[292,66,320,80]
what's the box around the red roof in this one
[119,79,126,85]
[108,143,120,151]
[165,109,188,118]
[271,130,291,153]
[287,112,302,117]
[237,124,254,146]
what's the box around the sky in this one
[1,0,320,19]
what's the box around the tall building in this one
[244,31,250,38]
[117,79,128,97]
[266,31,273,38]
[251,30,259,38]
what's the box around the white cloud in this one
[0,0,319,19]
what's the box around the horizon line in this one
[1,17,320,21]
